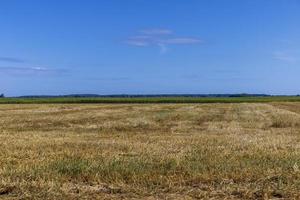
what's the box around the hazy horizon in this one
[1,0,300,96]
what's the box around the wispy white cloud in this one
[126,35,153,46]
[126,39,149,46]
[140,28,173,35]
[272,51,297,63]
[0,66,68,75]
[164,38,203,44]
[126,28,203,54]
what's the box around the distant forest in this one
[2,93,300,98]
[15,93,272,98]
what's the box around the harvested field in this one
[1,103,300,199]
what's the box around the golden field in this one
[1,103,300,199]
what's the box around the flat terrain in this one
[1,103,300,199]
[1,96,300,104]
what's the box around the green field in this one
[1,96,300,104]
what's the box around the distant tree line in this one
[0,93,4,98]
[17,93,272,98]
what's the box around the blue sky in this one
[0,0,300,96]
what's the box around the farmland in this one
[1,96,300,104]
[1,102,300,199]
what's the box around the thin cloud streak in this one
[272,52,297,63]
[126,28,204,53]
[126,37,203,46]
[0,66,68,75]
[126,39,149,46]
[140,28,173,35]
[164,38,203,44]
